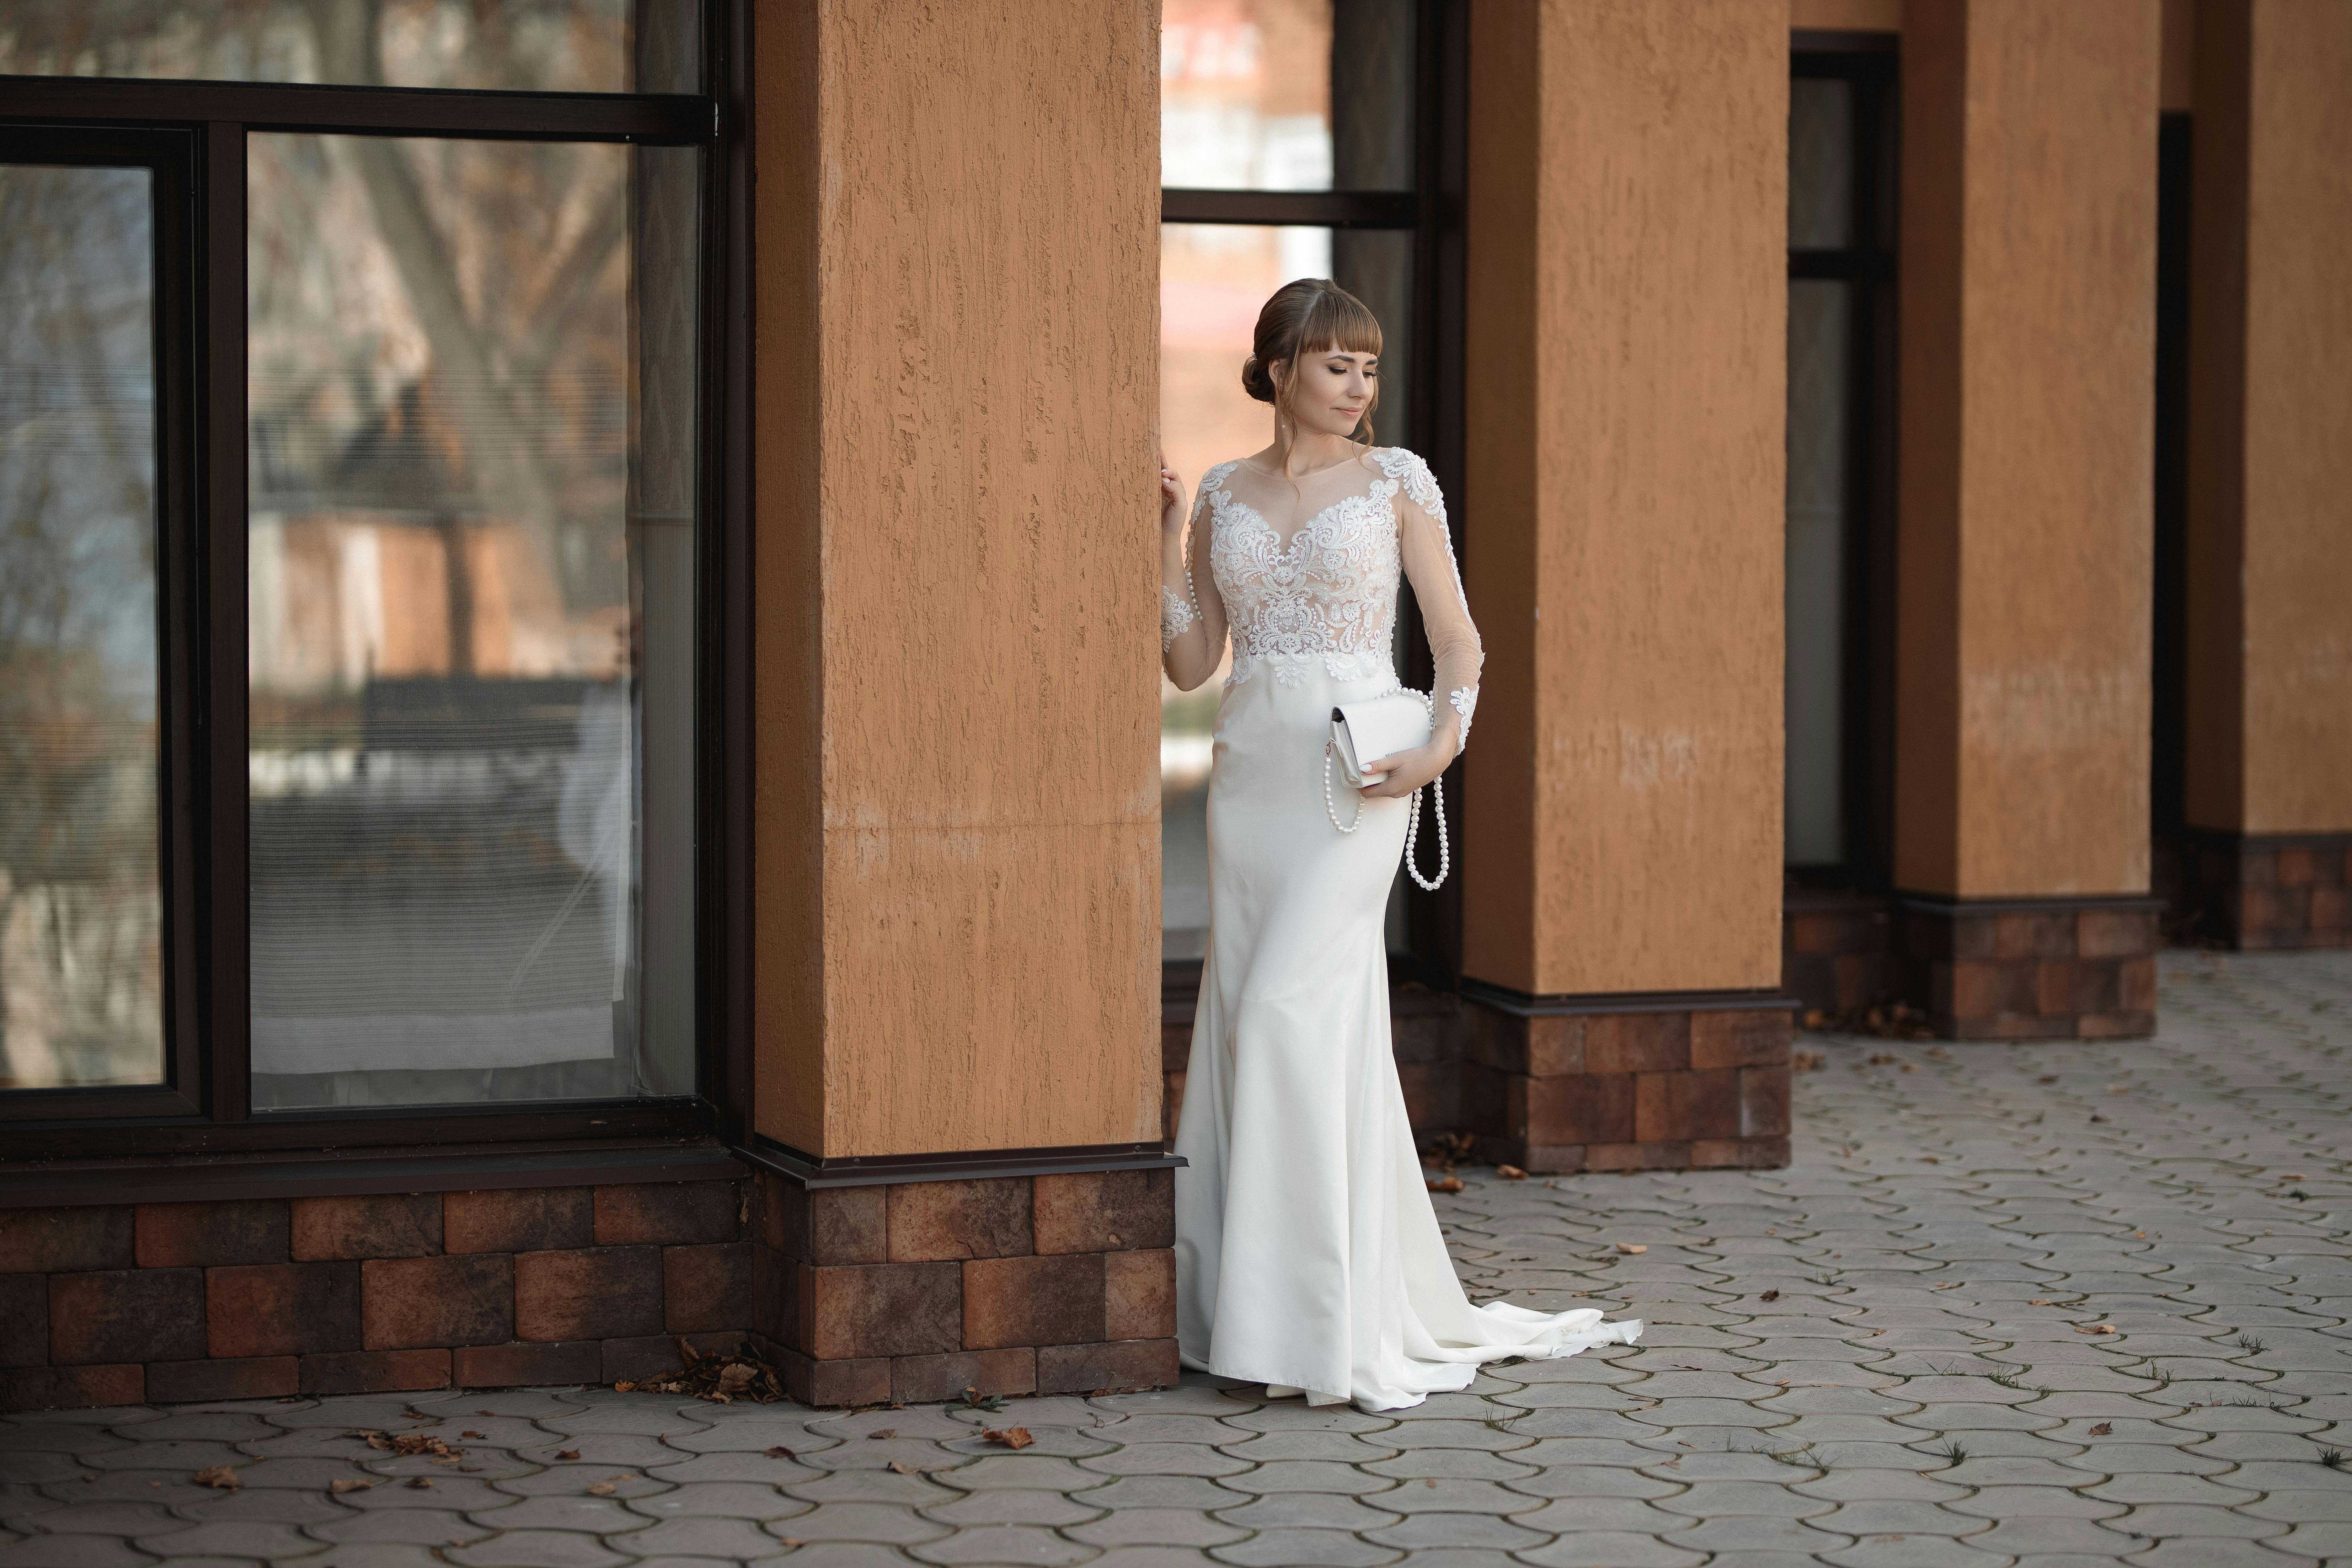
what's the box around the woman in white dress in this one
[1158,280,1640,1412]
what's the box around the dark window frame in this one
[1159,0,1470,997]
[1785,34,1899,893]
[0,12,747,1162]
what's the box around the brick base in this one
[1782,885,1904,1018]
[747,1163,1179,1408]
[1455,986,1794,1175]
[1895,894,2160,1040]
[0,1179,750,1412]
[2176,831,2352,950]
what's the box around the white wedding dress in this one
[1159,446,1641,1411]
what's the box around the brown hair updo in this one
[1241,278,1383,444]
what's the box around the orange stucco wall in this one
[751,0,1164,1157]
[1462,0,1787,997]
[2184,0,2352,836]
[1894,0,2161,898]
[1791,0,1902,30]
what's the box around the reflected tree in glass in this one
[0,0,698,95]
[246,131,699,1110]
[0,163,164,1089]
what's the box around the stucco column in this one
[2180,0,2352,949]
[1892,0,2165,1038]
[1458,0,1792,1174]
[745,0,1173,1405]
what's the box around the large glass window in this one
[245,135,697,1109]
[1785,48,1896,880]
[0,0,700,94]
[0,6,717,1141]
[0,161,164,1089]
[1159,0,1431,965]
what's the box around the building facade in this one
[0,0,2345,1411]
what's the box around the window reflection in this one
[0,0,699,95]
[1163,0,1334,192]
[0,162,165,1090]
[246,134,696,1109]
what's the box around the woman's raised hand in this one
[1159,444,1187,537]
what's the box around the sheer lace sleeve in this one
[1162,462,1234,691]
[1382,451,1481,753]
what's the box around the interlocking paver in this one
[4,951,2345,1566]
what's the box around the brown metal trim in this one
[1790,29,1900,54]
[0,1139,747,1208]
[2173,827,2352,853]
[0,75,708,144]
[1458,980,1803,1019]
[1160,188,1417,229]
[0,1100,710,1159]
[201,119,250,1123]
[705,0,755,1146]
[747,1137,1184,1190]
[1889,893,2167,918]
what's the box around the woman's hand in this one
[1357,734,1457,799]
[1159,444,1187,537]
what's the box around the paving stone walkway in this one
[4,949,2348,1567]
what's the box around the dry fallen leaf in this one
[328,1479,372,1494]
[2134,1231,2147,1239]
[1615,1242,1647,1255]
[2030,1299,2054,1306]
[461,1431,485,1440]
[2279,1172,2307,1181]
[1760,1289,1781,1302]
[613,1381,637,1392]
[764,1446,795,1459]
[404,1477,432,1490]
[555,1449,581,1461]
[982,1428,1035,1450]
[1497,1165,1528,1180]
[1427,1176,1463,1194]
[192,1466,240,1491]
[2038,1074,2060,1084]
[776,1540,803,1549]
[867,1428,897,1440]
[888,1461,914,1476]
[2078,1323,2118,1335]
[1932,1281,1962,1291]
[586,1481,616,1496]
[2088,1422,2113,1435]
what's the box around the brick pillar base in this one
[2178,832,2352,951]
[1782,885,1905,1019]
[747,1155,1179,1408]
[1894,895,2160,1040]
[1457,987,1794,1174]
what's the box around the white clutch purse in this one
[1324,689,1450,890]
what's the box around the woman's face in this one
[1277,344,1377,440]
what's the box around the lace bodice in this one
[1203,459,1403,689]
[1162,447,1481,749]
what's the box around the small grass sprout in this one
[2319,1447,2346,1469]
[2232,1333,2268,1355]
[1931,1439,1969,1466]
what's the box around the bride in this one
[1158,279,1640,1411]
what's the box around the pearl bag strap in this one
[1322,743,1451,891]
